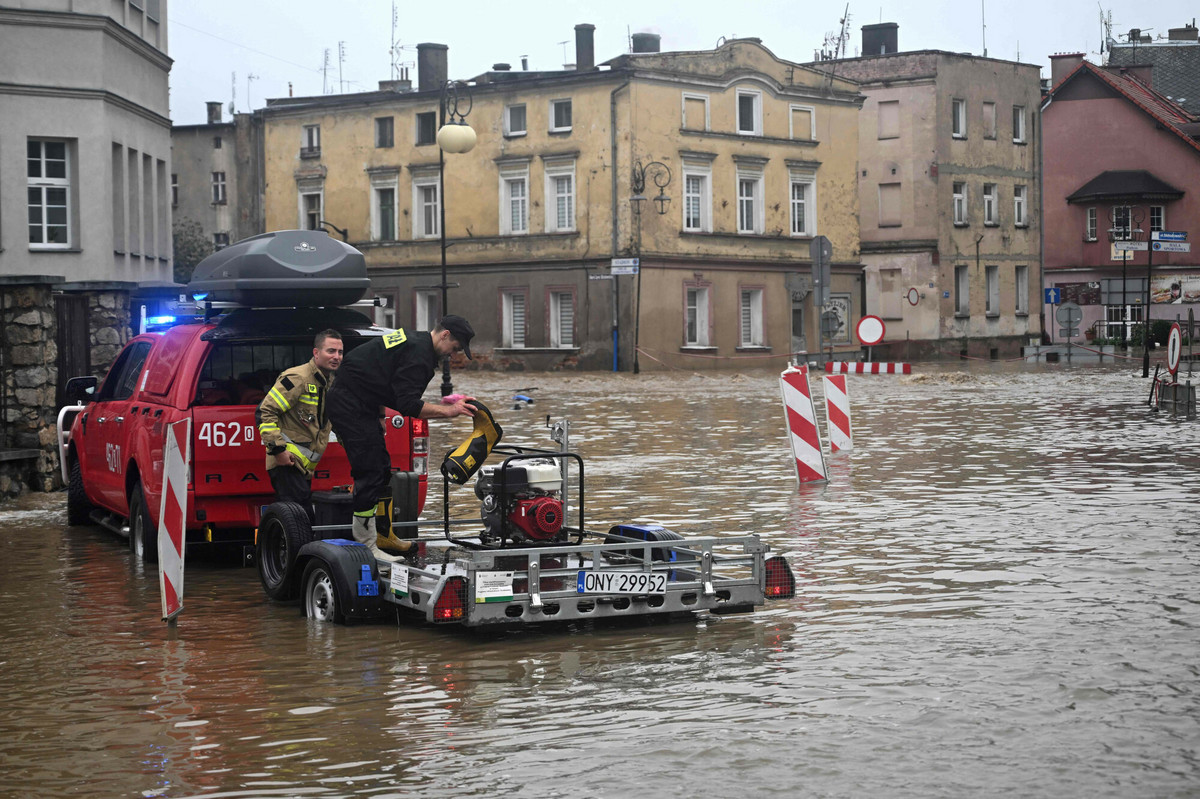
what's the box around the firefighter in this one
[256,329,343,520]
[327,315,476,562]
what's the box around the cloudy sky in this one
[167,0,1195,125]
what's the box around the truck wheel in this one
[129,484,158,563]
[301,557,345,625]
[257,502,314,601]
[66,457,94,526]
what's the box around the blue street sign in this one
[1044,287,1061,305]
[1152,231,1187,242]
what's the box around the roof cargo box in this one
[189,230,370,308]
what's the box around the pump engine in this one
[474,459,564,545]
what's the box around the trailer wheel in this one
[301,557,345,625]
[66,457,94,526]
[129,483,158,563]
[257,502,314,601]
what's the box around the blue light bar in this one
[146,315,176,326]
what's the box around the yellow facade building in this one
[260,29,864,371]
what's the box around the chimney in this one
[1119,64,1153,87]
[1168,23,1198,41]
[630,32,661,53]
[206,101,222,124]
[521,55,529,70]
[492,63,511,71]
[575,23,596,70]
[379,79,413,92]
[862,22,899,55]
[1049,52,1085,88]
[417,42,448,92]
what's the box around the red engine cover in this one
[508,496,563,540]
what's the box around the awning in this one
[1066,170,1185,204]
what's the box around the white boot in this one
[352,514,400,563]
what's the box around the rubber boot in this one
[373,494,416,556]
[352,513,400,563]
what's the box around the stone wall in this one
[0,284,59,498]
[89,291,132,382]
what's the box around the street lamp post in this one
[435,80,475,396]
[318,220,348,242]
[629,159,671,375]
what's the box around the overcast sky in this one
[167,0,1196,125]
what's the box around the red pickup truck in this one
[58,231,428,561]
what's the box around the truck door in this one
[87,340,152,510]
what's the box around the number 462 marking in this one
[198,421,255,448]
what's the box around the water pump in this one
[474,459,564,545]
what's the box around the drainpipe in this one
[1037,97,1047,345]
[610,79,630,372]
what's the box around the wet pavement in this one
[1,362,1198,797]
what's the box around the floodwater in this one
[2,362,1199,798]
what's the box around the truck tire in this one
[129,483,158,564]
[301,557,346,625]
[66,457,94,526]
[257,502,314,601]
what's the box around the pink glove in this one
[441,393,467,405]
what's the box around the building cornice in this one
[0,7,172,71]
[0,83,171,129]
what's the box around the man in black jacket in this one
[327,315,476,562]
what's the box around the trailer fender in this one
[296,540,386,624]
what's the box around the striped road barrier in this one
[779,365,828,485]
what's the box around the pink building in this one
[1042,55,1200,344]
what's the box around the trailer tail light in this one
[764,556,796,599]
[411,418,429,475]
[433,576,467,622]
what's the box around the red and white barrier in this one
[157,419,191,622]
[826,362,911,375]
[822,374,853,452]
[779,366,829,485]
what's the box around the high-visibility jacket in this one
[256,358,332,477]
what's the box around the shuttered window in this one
[503,291,526,348]
[550,291,574,348]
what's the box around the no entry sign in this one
[1167,323,1182,377]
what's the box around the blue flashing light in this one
[191,292,209,302]
[146,315,176,326]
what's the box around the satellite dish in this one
[228,101,235,115]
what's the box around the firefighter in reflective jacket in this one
[256,330,343,519]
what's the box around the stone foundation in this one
[1,284,59,499]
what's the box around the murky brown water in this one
[2,362,1199,797]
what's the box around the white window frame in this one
[789,103,816,141]
[1012,105,1026,143]
[414,289,439,331]
[983,183,997,226]
[789,170,816,237]
[505,104,527,137]
[548,289,575,348]
[1015,265,1029,315]
[952,98,966,138]
[369,171,399,241]
[499,162,529,235]
[549,99,572,132]
[682,163,713,233]
[170,172,178,207]
[1014,185,1028,227]
[736,88,763,136]
[502,289,527,348]
[212,171,226,204]
[736,164,765,235]
[544,159,576,233]
[955,264,970,316]
[685,284,711,346]
[27,138,72,249]
[411,172,440,239]
[298,189,323,231]
[985,265,999,316]
[1086,207,1098,241]
[739,287,765,347]
[953,182,967,226]
[681,92,710,131]
[1150,205,1164,232]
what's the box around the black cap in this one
[438,314,475,360]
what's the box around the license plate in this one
[577,570,666,594]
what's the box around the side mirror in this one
[64,376,98,405]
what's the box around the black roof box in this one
[188,230,370,307]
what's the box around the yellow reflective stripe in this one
[268,387,291,411]
[283,443,314,471]
[298,396,319,405]
[353,509,375,518]
[258,423,280,433]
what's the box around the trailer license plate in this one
[577,570,666,594]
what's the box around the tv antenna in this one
[322,48,331,94]
[338,41,347,93]
[246,73,258,112]
[229,71,236,115]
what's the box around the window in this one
[97,341,152,402]
[170,172,178,207]
[549,290,575,348]
[1012,106,1026,143]
[685,285,711,346]
[1015,265,1029,314]
[682,93,709,131]
[739,288,764,347]
[1150,206,1164,232]
[737,89,762,136]
[301,125,320,157]
[790,104,814,141]
[416,112,437,146]
[878,100,900,139]
[213,232,230,249]
[1014,185,1027,227]
[878,182,901,228]
[213,136,222,149]
[953,182,967,225]
[1086,207,1097,241]
[502,290,527,347]
[955,264,970,315]
[412,174,439,238]
[982,102,996,139]
[550,99,572,132]
[1112,205,1131,239]
[27,139,71,247]
[985,265,999,316]
[737,176,763,234]
[545,160,575,233]
[952,98,966,138]
[375,117,394,148]
[505,104,527,136]
[211,171,227,204]
[983,183,997,226]
[414,289,439,331]
[301,192,322,230]
[879,268,902,319]
[791,175,816,235]
[499,163,529,235]
[682,163,712,233]
[374,187,396,240]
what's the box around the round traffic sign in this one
[906,287,920,306]
[856,315,886,346]
[1055,301,1083,326]
[1167,322,1182,377]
